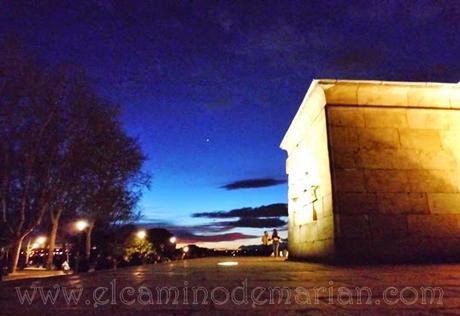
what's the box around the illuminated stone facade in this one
[281,80,460,262]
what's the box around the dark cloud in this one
[169,223,233,234]
[221,178,286,190]
[141,203,288,244]
[173,217,286,230]
[223,217,286,228]
[153,223,257,244]
[182,216,287,230]
[174,232,257,244]
[193,203,287,219]
[143,216,286,236]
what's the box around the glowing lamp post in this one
[181,246,189,260]
[137,230,147,240]
[36,236,47,246]
[169,236,176,244]
[76,220,89,232]
[75,220,89,273]
[26,236,47,265]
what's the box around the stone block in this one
[369,214,408,239]
[330,149,356,169]
[333,169,366,192]
[364,169,409,192]
[299,222,317,242]
[451,88,460,108]
[439,131,460,165]
[324,83,359,105]
[356,149,413,169]
[357,128,400,150]
[298,84,327,127]
[406,109,449,129]
[376,192,429,214]
[399,129,442,150]
[335,192,378,214]
[407,86,451,108]
[440,130,460,150]
[321,194,333,218]
[418,150,458,170]
[313,238,335,257]
[326,106,365,127]
[408,214,460,237]
[428,193,460,214]
[329,127,359,150]
[357,84,409,106]
[447,112,460,129]
[317,216,334,240]
[336,214,370,238]
[364,108,408,128]
[335,237,372,259]
[407,170,459,193]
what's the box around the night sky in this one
[2,1,459,248]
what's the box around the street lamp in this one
[137,230,147,240]
[26,235,46,266]
[36,236,47,246]
[181,246,189,260]
[169,236,176,244]
[76,220,89,232]
[74,220,88,274]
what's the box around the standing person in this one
[272,229,280,257]
[261,231,270,256]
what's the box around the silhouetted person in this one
[272,229,280,257]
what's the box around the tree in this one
[43,67,149,269]
[91,224,155,268]
[74,109,149,260]
[0,39,149,272]
[124,237,155,262]
[44,66,148,269]
[0,39,58,272]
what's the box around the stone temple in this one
[280,79,460,262]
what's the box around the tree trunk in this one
[85,222,94,260]
[9,236,24,273]
[46,209,62,270]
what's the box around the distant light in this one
[31,242,40,249]
[217,261,239,266]
[35,236,47,245]
[183,246,189,253]
[76,220,89,232]
[169,236,176,244]
[137,230,147,239]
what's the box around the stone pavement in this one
[3,268,65,281]
[0,256,458,315]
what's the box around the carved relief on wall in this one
[288,146,321,226]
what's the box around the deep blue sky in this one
[2,0,459,247]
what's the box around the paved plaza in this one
[0,256,458,315]
[3,268,65,281]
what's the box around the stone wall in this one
[327,105,460,261]
[283,83,335,260]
